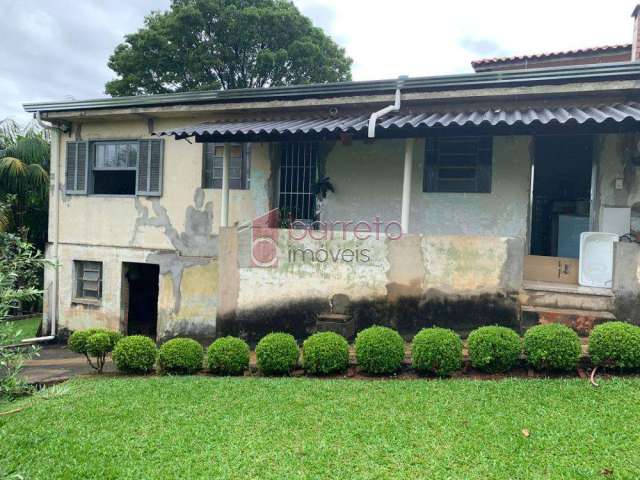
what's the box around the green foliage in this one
[467,326,522,373]
[0,119,50,248]
[255,332,299,376]
[589,321,640,370]
[207,336,250,375]
[524,324,581,371]
[355,326,404,375]
[112,335,157,374]
[411,327,463,377]
[105,0,352,96]
[0,320,39,399]
[0,232,48,317]
[158,338,204,374]
[302,331,349,375]
[68,329,122,373]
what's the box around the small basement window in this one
[423,136,493,193]
[92,141,138,195]
[74,261,102,301]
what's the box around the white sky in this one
[2,0,638,124]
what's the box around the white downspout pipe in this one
[220,143,231,227]
[367,76,407,138]
[401,138,415,234]
[22,112,62,343]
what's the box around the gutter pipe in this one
[21,112,63,344]
[367,75,407,138]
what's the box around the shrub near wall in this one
[302,332,349,375]
[412,327,462,377]
[524,324,581,371]
[589,321,640,370]
[355,326,404,375]
[207,337,250,376]
[467,326,521,373]
[256,333,299,376]
[158,338,204,374]
[112,335,157,374]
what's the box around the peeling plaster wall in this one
[219,229,523,341]
[48,117,271,339]
[321,136,532,239]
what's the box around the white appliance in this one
[578,232,618,288]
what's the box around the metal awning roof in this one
[156,102,640,141]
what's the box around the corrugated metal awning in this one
[155,102,640,140]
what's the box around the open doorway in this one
[122,263,159,338]
[526,135,594,284]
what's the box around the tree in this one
[0,119,49,249]
[105,0,352,96]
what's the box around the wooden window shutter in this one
[422,138,438,192]
[64,141,88,194]
[136,139,163,196]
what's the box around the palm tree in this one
[0,118,50,247]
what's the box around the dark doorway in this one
[530,135,593,259]
[123,263,159,338]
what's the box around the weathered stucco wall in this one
[321,136,532,239]
[594,133,640,232]
[218,229,523,342]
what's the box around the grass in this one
[1,376,639,479]
[3,315,41,342]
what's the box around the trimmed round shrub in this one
[112,335,157,374]
[207,336,250,375]
[589,321,640,370]
[158,338,204,374]
[302,332,349,375]
[412,327,462,376]
[467,326,521,373]
[68,328,122,355]
[86,332,112,357]
[255,333,299,376]
[355,326,404,375]
[524,324,581,371]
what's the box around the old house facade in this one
[25,12,640,343]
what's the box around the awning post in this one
[401,138,415,234]
[220,143,230,227]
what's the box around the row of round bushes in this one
[69,321,640,377]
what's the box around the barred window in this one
[74,261,102,301]
[202,143,249,189]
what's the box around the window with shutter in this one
[64,141,89,194]
[202,143,249,189]
[136,139,163,196]
[423,137,492,193]
[73,260,103,302]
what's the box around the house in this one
[24,7,640,344]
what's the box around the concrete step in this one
[521,305,616,336]
[519,281,615,312]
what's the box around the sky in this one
[2,0,639,124]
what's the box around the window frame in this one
[73,260,103,304]
[423,136,493,194]
[201,143,250,190]
[89,140,139,196]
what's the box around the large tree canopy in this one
[106,0,353,96]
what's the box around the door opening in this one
[123,263,159,338]
[526,135,594,284]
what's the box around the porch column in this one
[220,143,231,227]
[401,138,415,233]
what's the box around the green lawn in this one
[3,315,41,342]
[1,376,639,479]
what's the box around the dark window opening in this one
[423,136,493,193]
[93,170,136,195]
